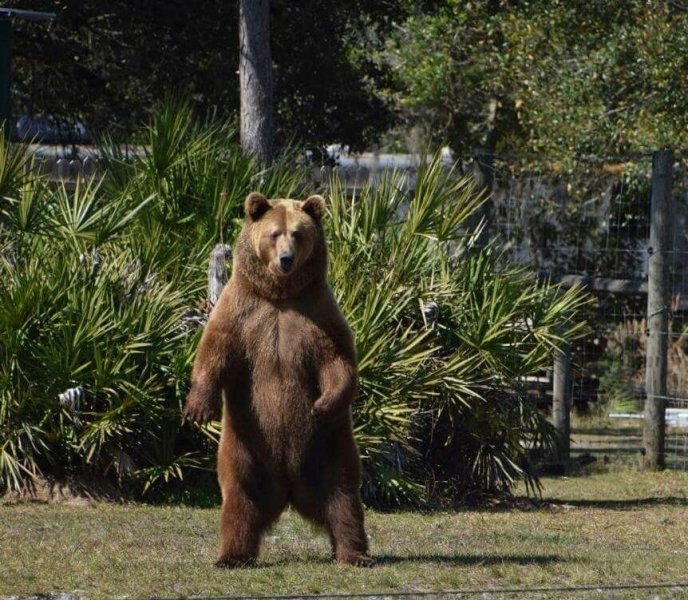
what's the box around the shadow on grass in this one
[566,447,642,466]
[550,497,688,510]
[375,553,564,566]
[265,553,565,567]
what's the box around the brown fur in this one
[183,192,373,568]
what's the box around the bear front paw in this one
[310,400,327,419]
[182,399,217,424]
[183,383,220,424]
[311,397,347,425]
[310,399,337,424]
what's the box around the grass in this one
[2,467,688,599]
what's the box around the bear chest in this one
[241,305,327,380]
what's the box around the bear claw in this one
[182,402,216,425]
[337,553,376,568]
[214,556,256,569]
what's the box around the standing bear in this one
[183,192,373,568]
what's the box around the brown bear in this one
[183,192,373,568]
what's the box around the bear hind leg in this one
[324,487,375,568]
[216,482,285,568]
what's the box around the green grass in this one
[2,468,688,599]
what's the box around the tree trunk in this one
[239,0,273,165]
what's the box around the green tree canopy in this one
[7,1,687,156]
[391,0,688,156]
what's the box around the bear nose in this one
[279,254,294,272]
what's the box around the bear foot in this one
[214,555,256,569]
[336,553,376,568]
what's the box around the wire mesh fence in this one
[488,152,688,469]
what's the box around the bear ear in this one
[245,192,270,221]
[302,195,326,222]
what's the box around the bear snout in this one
[278,253,294,273]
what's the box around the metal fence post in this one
[643,150,673,471]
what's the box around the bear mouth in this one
[272,262,294,276]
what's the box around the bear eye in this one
[291,230,303,241]
[270,231,280,241]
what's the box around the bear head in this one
[234,192,328,299]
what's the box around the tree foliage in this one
[391,0,688,156]
[7,1,685,156]
[6,0,401,148]
[9,0,236,139]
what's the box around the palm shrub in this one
[326,159,588,505]
[0,101,587,505]
[0,165,210,493]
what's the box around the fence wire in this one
[145,581,688,600]
[489,154,688,469]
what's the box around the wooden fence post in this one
[643,150,673,471]
[552,340,572,461]
[208,244,232,308]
